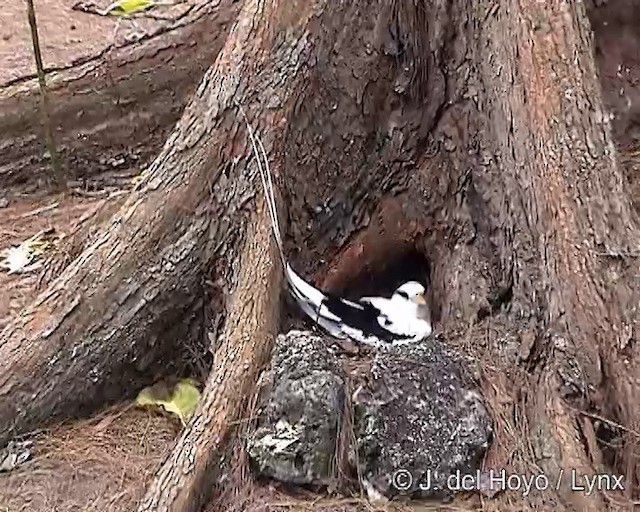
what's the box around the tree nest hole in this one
[340,247,431,302]
[283,247,433,333]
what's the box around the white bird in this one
[239,108,432,348]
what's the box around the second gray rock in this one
[353,335,493,500]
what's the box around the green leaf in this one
[135,378,201,426]
[104,0,156,15]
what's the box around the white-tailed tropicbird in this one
[239,108,432,348]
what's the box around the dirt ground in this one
[0,0,203,86]
[0,406,178,512]
[2,1,640,511]
[0,194,103,331]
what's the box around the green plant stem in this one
[26,0,66,191]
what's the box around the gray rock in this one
[353,335,493,501]
[247,330,346,486]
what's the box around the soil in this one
[1,1,640,511]
[0,193,106,331]
[0,0,203,87]
[0,406,178,512]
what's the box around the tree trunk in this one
[461,3,639,508]
[1,0,639,510]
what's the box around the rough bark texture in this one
[0,0,285,446]
[137,197,281,512]
[0,0,240,191]
[460,3,639,508]
[1,0,640,510]
[271,0,639,508]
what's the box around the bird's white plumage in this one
[361,297,430,337]
[239,106,432,348]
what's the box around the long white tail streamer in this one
[238,106,286,268]
[238,106,348,337]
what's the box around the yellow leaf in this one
[104,0,156,15]
[135,378,201,426]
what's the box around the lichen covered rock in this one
[353,335,493,500]
[247,330,346,486]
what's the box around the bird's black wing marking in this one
[321,293,413,344]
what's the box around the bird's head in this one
[393,281,427,306]
[392,281,431,324]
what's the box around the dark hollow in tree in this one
[1,1,639,511]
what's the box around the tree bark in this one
[0,0,301,446]
[1,0,639,510]
[0,0,240,192]
[137,196,281,512]
[467,3,639,508]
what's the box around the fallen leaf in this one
[0,441,33,473]
[103,0,155,15]
[135,378,201,426]
[0,229,60,274]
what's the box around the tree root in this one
[137,198,282,512]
